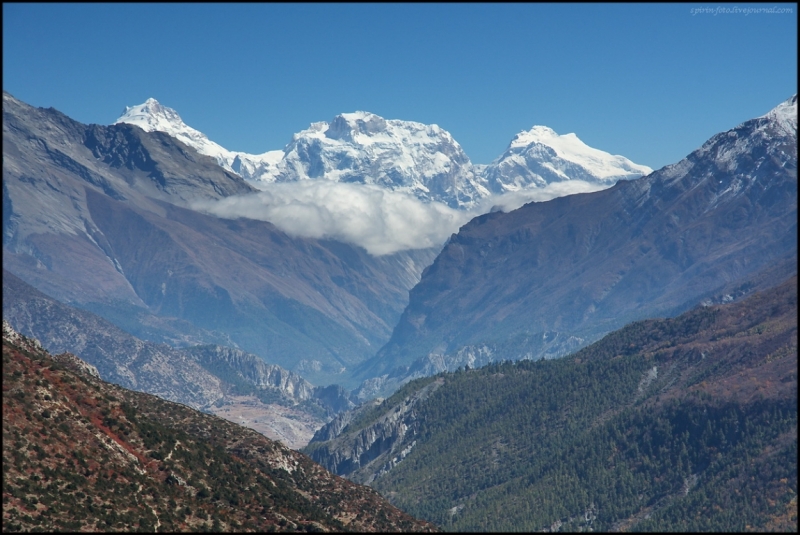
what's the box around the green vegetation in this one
[319,278,798,531]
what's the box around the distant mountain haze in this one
[2,270,356,448]
[4,90,794,405]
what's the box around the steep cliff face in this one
[182,344,357,414]
[183,345,317,401]
[304,377,444,484]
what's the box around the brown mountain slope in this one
[1,321,437,532]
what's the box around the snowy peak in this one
[326,111,388,140]
[637,94,797,213]
[113,99,652,208]
[272,111,487,208]
[759,94,797,136]
[508,125,652,180]
[117,98,187,135]
[482,125,652,193]
[115,98,228,158]
[115,99,283,182]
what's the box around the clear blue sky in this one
[3,3,797,168]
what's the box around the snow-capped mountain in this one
[483,125,653,193]
[360,94,797,382]
[114,98,283,181]
[267,111,490,209]
[115,100,654,209]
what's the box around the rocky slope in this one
[305,277,798,531]
[304,378,445,483]
[2,321,438,532]
[357,94,798,383]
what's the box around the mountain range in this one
[3,91,438,388]
[4,90,796,415]
[2,86,797,532]
[115,99,652,209]
[354,94,798,394]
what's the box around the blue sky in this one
[3,3,797,168]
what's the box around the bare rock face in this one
[358,95,797,382]
[304,377,444,485]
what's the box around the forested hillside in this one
[306,277,798,531]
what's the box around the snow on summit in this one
[115,99,654,210]
[759,94,797,137]
[115,99,283,182]
[271,111,488,208]
[480,124,653,198]
[507,125,652,181]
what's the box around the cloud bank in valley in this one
[192,180,613,256]
[192,181,471,256]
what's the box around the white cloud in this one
[191,179,615,256]
[191,181,472,256]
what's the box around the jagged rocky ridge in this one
[351,331,587,401]
[304,378,445,483]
